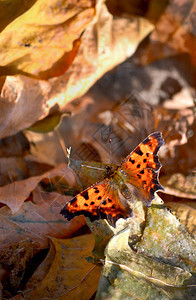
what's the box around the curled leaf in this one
[0,0,95,78]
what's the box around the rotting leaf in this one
[0,239,37,294]
[85,218,115,263]
[96,201,196,300]
[134,196,196,273]
[20,234,101,299]
[97,255,196,300]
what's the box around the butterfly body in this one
[61,132,164,227]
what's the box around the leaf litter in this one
[0,0,195,299]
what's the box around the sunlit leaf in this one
[0,1,154,139]
[0,0,95,78]
[96,196,196,299]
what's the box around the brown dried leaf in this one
[166,201,196,237]
[0,239,37,293]
[0,132,29,158]
[105,0,168,21]
[161,172,196,199]
[0,164,75,213]
[137,0,196,66]
[0,189,86,250]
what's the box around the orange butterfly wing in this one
[120,132,164,206]
[60,179,133,227]
[61,132,164,227]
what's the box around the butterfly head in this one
[105,165,116,179]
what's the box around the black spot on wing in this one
[135,148,143,156]
[81,190,89,200]
[129,158,135,164]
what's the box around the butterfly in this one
[60,132,164,227]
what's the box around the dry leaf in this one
[0,188,86,251]
[0,0,95,78]
[0,164,75,213]
[161,172,196,199]
[0,1,154,139]
[96,196,196,299]
[166,201,196,237]
[137,0,196,66]
[21,234,101,299]
[135,196,196,272]
[0,239,37,294]
[105,0,168,22]
[0,132,29,157]
[0,0,37,33]
[0,2,195,298]
[23,238,56,291]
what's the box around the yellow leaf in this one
[0,0,95,78]
[23,234,101,299]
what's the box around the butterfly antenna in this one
[81,165,105,171]
[109,138,113,164]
